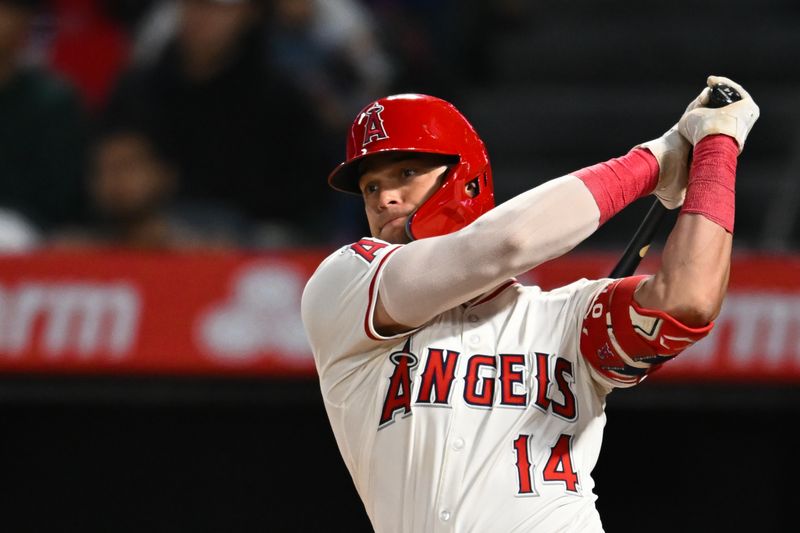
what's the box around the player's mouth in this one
[379,213,409,233]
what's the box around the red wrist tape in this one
[574,148,659,225]
[680,135,738,232]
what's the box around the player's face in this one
[358,154,449,244]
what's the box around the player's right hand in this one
[638,124,691,209]
[679,75,760,152]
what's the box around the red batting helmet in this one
[327,94,494,240]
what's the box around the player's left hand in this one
[638,124,691,209]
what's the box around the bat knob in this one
[707,84,742,108]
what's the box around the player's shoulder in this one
[301,237,404,352]
[303,237,402,300]
[312,237,401,275]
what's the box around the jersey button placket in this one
[435,313,482,531]
[433,315,474,532]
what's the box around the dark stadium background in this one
[1,1,799,531]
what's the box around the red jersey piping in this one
[364,246,402,340]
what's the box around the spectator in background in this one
[55,124,251,249]
[0,0,88,234]
[267,0,394,136]
[105,0,333,248]
[43,0,131,114]
[0,207,39,251]
[127,0,179,66]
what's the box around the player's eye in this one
[401,168,418,178]
[363,183,379,195]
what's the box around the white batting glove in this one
[678,75,760,152]
[637,124,691,209]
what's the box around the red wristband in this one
[574,148,659,225]
[680,135,738,233]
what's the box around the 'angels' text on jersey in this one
[379,341,578,428]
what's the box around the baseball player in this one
[301,76,759,532]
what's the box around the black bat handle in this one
[608,200,668,278]
[607,82,742,278]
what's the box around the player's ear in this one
[464,177,480,198]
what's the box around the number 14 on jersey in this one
[513,433,580,495]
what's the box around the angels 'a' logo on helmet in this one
[361,103,389,146]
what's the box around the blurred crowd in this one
[0,0,491,251]
[13,1,788,254]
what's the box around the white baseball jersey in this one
[302,238,619,533]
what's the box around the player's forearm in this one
[635,135,738,326]
[635,214,731,326]
[379,175,601,328]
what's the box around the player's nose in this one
[377,187,402,209]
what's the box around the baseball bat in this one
[608,83,742,278]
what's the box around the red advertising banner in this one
[0,249,326,377]
[0,249,798,381]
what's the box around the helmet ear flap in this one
[406,163,494,241]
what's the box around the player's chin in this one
[379,223,409,244]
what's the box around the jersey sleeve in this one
[578,275,714,388]
[301,237,417,372]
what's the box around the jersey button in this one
[469,335,480,345]
[452,437,465,450]
[439,510,451,522]
[467,314,479,323]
